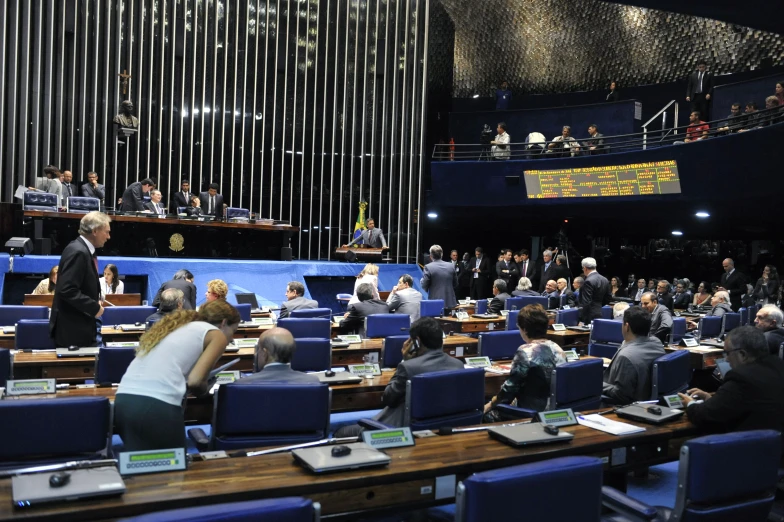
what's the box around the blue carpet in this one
[626,461,679,508]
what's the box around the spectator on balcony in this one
[583,124,605,154]
[686,60,714,121]
[606,80,619,102]
[495,81,512,111]
[524,132,547,157]
[775,81,784,107]
[717,103,744,134]
[490,122,511,160]
[675,111,709,144]
[738,102,761,132]
[759,96,784,127]
[547,126,581,157]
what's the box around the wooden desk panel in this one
[22,294,143,307]
[334,247,388,262]
[664,344,724,370]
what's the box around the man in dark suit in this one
[753,305,784,356]
[119,177,156,212]
[641,292,673,344]
[236,328,320,384]
[556,278,577,307]
[495,249,519,288]
[171,178,193,211]
[686,60,714,121]
[278,281,319,319]
[656,280,674,311]
[344,218,387,249]
[375,317,465,427]
[143,190,167,215]
[537,250,558,293]
[200,183,226,217]
[719,258,746,312]
[553,254,571,282]
[420,245,457,309]
[341,283,389,336]
[583,124,606,154]
[50,212,111,347]
[515,249,536,288]
[487,280,511,314]
[679,326,784,461]
[469,247,492,300]
[81,171,106,202]
[673,281,692,309]
[578,257,610,324]
[152,269,198,310]
[61,170,76,201]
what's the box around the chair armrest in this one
[358,419,390,431]
[495,404,537,419]
[187,427,210,452]
[601,486,659,520]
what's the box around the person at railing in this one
[675,111,709,144]
[495,81,512,111]
[775,81,784,107]
[606,80,619,102]
[759,96,784,128]
[547,126,581,157]
[738,101,761,132]
[583,124,605,154]
[490,122,510,160]
[717,102,744,134]
[686,59,714,121]
[524,132,546,157]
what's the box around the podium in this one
[335,246,389,262]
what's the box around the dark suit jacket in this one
[171,191,193,211]
[517,259,536,282]
[152,278,198,310]
[673,292,691,309]
[583,133,606,153]
[487,292,511,314]
[657,292,674,311]
[80,183,105,201]
[421,259,458,308]
[763,328,784,356]
[236,364,320,384]
[199,192,226,217]
[375,349,465,427]
[495,260,519,287]
[511,289,540,297]
[553,263,570,283]
[578,271,610,324]
[144,201,167,215]
[720,269,746,311]
[537,262,558,293]
[611,287,628,299]
[558,289,577,307]
[686,71,715,99]
[279,296,319,319]
[50,238,101,347]
[119,182,146,211]
[341,299,390,336]
[469,256,493,287]
[685,355,784,460]
[185,206,203,217]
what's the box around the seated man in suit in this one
[80,171,106,203]
[541,279,558,298]
[511,277,540,297]
[672,281,692,309]
[583,124,605,154]
[640,291,673,343]
[686,290,734,331]
[487,279,511,314]
[603,306,666,404]
[612,302,630,320]
[236,328,319,384]
[341,282,389,335]
[631,278,646,302]
[656,280,674,311]
[185,195,203,216]
[344,218,388,249]
[386,274,423,323]
[754,305,784,356]
[143,189,167,215]
[556,278,577,306]
[145,288,184,324]
[200,183,225,217]
[278,281,319,319]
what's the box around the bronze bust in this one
[113,100,139,129]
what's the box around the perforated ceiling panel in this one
[435,0,784,96]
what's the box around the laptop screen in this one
[235,293,260,309]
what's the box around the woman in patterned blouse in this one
[483,304,566,422]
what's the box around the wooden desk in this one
[664,344,724,370]
[22,294,143,307]
[436,316,506,334]
[0,414,698,521]
[334,246,389,262]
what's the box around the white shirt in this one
[551,135,581,156]
[491,132,511,159]
[100,278,125,298]
[79,235,96,255]
[117,321,218,406]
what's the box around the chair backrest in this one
[739,307,749,326]
[518,296,549,309]
[177,206,187,214]
[290,338,331,372]
[23,191,58,211]
[336,293,352,301]
[475,300,488,315]
[66,196,100,213]
[123,498,321,522]
[365,314,411,338]
[276,318,331,339]
[0,305,49,327]
[382,335,408,368]
[94,347,136,386]
[478,331,521,360]
[405,368,485,430]
[670,317,687,344]
[455,456,603,522]
[419,299,445,318]
[650,350,692,400]
[697,316,722,339]
[504,297,524,311]
[14,319,56,350]
[555,308,579,326]
[234,303,252,322]
[290,307,332,319]
[505,309,520,331]
[673,430,781,522]
[226,207,250,219]
[551,358,604,411]
[101,306,158,326]
[748,304,760,322]
[587,319,623,358]
[722,313,741,336]
[0,397,111,465]
[211,383,330,450]
[0,349,12,388]
[601,305,613,320]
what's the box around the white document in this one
[577,414,645,435]
[14,185,29,199]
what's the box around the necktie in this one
[698,72,703,93]
[64,184,71,197]
[210,196,215,215]
[522,261,527,275]
[92,254,98,273]
[368,230,373,246]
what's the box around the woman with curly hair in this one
[114,300,240,451]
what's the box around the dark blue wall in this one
[713,73,783,118]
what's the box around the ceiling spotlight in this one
[695,211,710,218]
[672,230,683,236]
[472,94,479,99]
[427,212,438,219]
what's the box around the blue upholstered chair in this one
[650,350,692,400]
[0,305,49,327]
[748,304,760,324]
[225,207,250,220]
[15,319,56,350]
[381,335,408,368]
[505,309,520,331]
[120,497,321,522]
[420,299,445,318]
[290,307,332,319]
[101,306,157,326]
[290,338,331,372]
[365,314,411,338]
[474,300,488,315]
[66,196,100,213]
[601,305,613,320]
[504,297,524,311]
[336,293,352,312]
[721,313,741,337]
[496,358,604,419]
[477,330,521,360]
[23,191,58,211]
[587,319,623,359]
[403,368,484,430]
[0,349,12,388]
[0,397,111,468]
[277,318,331,339]
[518,296,549,309]
[696,316,722,339]
[210,383,330,450]
[456,456,604,522]
[739,307,749,326]
[234,303,251,322]
[555,308,579,326]
[602,430,781,522]
[94,347,136,386]
[670,317,687,344]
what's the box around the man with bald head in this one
[719,258,746,312]
[236,328,320,384]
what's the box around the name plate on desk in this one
[119,448,187,476]
[464,356,491,369]
[348,364,381,376]
[6,379,56,396]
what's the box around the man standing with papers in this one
[602,306,665,404]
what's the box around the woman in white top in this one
[114,300,240,451]
[100,263,124,298]
[348,263,380,305]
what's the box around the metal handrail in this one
[642,100,679,150]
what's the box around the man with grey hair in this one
[279,281,319,319]
[719,258,746,312]
[578,257,610,324]
[144,189,166,215]
[537,250,557,293]
[512,277,539,297]
[420,244,458,308]
[548,126,581,157]
[237,328,319,384]
[612,302,630,320]
[50,211,111,347]
[146,288,184,323]
[656,280,674,311]
[487,279,511,314]
[556,277,577,306]
[708,291,732,318]
[754,304,784,356]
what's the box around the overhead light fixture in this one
[695,211,710,218]
[472,94,479,99]
[671,230,683,236]
[427,212,438,219]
